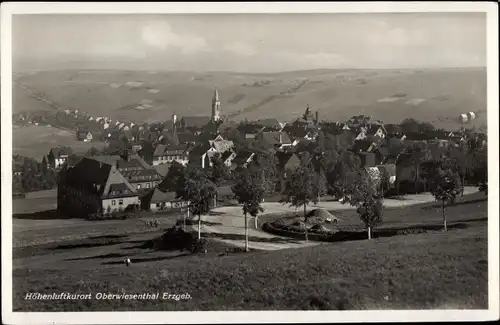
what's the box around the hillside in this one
[13,68,487,129]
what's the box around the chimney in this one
[315,111,319,124]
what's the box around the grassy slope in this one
[13,68,486,128]
[13,223,487,311]
[13,125,107,160]
[12,194,488,311]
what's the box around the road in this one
[192,187,479,251]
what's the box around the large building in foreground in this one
[57,151,163,218]
[57,157,140,218]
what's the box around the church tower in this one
[211,88,221,122]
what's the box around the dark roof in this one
[49,146,72,157]
[154,144,189,157]
[366,125,387,136]
[256,119,281,130]
[282,123,308,138]
[181,116,211,129]
[217,185,234,197]
[177,131,198,144]
[109,183,131,193]
[92,153,151,170]
[153,163,171,177]
[350,139,374,153]
[260,131,292,145]
[146,188,177,204]
[77,129,91,136]
[232,150,255,166]
[62,157,136,198]
[160,130,180,145]
[276,151,300,170]
[221,150,235,162]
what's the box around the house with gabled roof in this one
[231,150,256,170]
[158,130,180,146]
[256,118,282,130]
[92,151,163,192]
[57,157,140,218]
[276,151,301,176]
[76,129,93,142]
[152,143,191,166]
[256,131,293,150]
[197,134,235,169]
[48,146,73,169]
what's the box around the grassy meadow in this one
[12,193,488,311]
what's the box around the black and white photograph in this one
[1,2,498,324]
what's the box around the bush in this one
[190,238,209,254]
[151,227,196,251]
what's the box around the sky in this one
[12,13,486,72]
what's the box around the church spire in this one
[211,88,221,122]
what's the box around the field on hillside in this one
[13,223,487,311]
[12,194,488,310]
[12,68,486,128]
[12,125,107,160]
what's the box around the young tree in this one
[209,152,230,208]
[231,166,266,251]
[280,161,319,241]
[176,166,217,240]
[159,161,185,192]
[402,142,430,193]
[471,146,488,197]
[254,150,279,198]
[341,169,384,240]
[448,140,471,196]
[429,161,461,231]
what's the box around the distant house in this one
[356,125,387,141]
[141,188,179,212]
[102,128,122,142]
[384,124,403,137]
[57,157,140,218]
[221,149,237,168]
[231,150,256,170]
[276,151,301,177]
[158,130,180,146]
[76,129,93,142]
[12,155,25,177]
[48,146,73,169]
[153,163,172,178]
[91,151,163,192]
[196,134,235,169]
[256,119,282,130]
[177,131,198,145]
[152,143,191,166]
[256,131,293,150]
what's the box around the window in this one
[146,183,150,188]
[137,184,141,190]
[111,200,116,206]
[119,199,123,205]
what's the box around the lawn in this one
[257,192,488,233]
[11,192,488,311]
[12,221,487,311]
